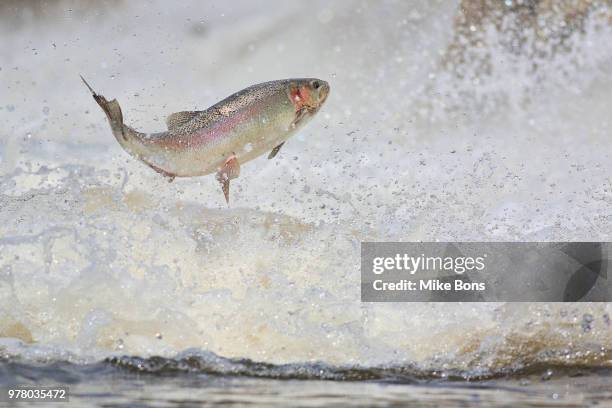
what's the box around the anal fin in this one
[268,142,285,159]
[142,159,176,182]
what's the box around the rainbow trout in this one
[81,76,329,204]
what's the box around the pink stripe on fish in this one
[151,105,260,150]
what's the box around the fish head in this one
[288,78,330,113]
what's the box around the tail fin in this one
[80,75,127,142]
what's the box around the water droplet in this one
[582,313,594,332]
[317,8,334,24]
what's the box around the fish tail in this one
[80,75,129,144]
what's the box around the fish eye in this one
[311,81,320,89]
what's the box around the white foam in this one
[0,1,610,369]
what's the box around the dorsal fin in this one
[165,111,200,130]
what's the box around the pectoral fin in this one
[290,108,308,130]
[166,111,200,130]
[215,154,240,205]
[268,142,285,159]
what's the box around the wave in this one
[2,343,610,384]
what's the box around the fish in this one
[81,76,330,204]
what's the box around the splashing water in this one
[0,0,611,391]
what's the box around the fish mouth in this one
[306,83,329,114]
[317,83,330,106]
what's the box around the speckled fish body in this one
[138,80,318,176]
[83,78,329,179]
